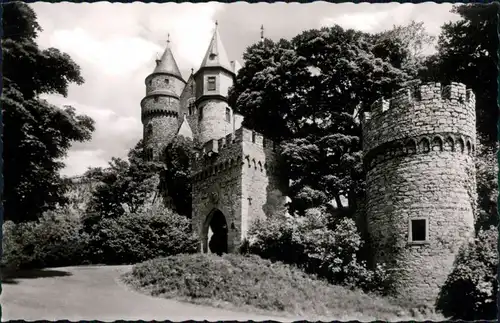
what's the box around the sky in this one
[30,2,460,177]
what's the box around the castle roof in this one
[231,60,242,75]
[177,115,194,140]
[199,22,233,73]
[153,38,183,80]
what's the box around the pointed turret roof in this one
[199,22,233,72]
[153,35,183,80]
[177,115,194,140]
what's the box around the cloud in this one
[60,149,108,177]
[41,93,142,174]
[319,3,455,35]
[28,2,459,177]
[50,28,161,76]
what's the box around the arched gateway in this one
[202,209,228,255]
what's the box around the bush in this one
[88,205,198,265]
[123,253,411,320]
[436,227,498,320]
[243,207,389,294]
[2,209,90,270]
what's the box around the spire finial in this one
[215,20,218,28]
[191,68,194,75]
[260,25,264,42]
[167,33,170,46]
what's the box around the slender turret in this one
[141,35,186,160]
[194,22,236,145]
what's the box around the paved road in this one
[1,265,298,321]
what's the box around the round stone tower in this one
[141,39,186,160]
[194,22,236,145]
[361,81,477,306]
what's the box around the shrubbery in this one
[436,226,498,320]
[2,209,90,270]
[2,205,198,269]
[123,253,411,320]
[87,205,198,265]
[242,207,389,294]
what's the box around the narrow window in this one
[147,124,153,136]
[199,106,203,121]
[252,131,256,143]
[225,108,231,122]
[188,105,192,116]
[164,78,169,85]
[148,79,152,86]
[410,219,427,242]
[207,76,216,91]
[154,96,159,103]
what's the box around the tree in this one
[86,140,163,223]
[420,3,499,146]
[161,136,195,218]
[230,25,420,214]
[475,138,498,232]
[436,226,498,320]
[2,2,95,223]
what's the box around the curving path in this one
[1,265,298,322]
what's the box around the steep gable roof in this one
[199,23,232,72]
[177,115,194,140]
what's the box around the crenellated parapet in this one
[362,81,476,156]
[191,127,279,182]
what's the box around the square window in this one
[410,219,427,242]
[207,76,216,91]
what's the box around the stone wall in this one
[362,81,476,306]
[191,126,287,251]
[197,99,234,145]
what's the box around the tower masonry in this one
[191,127,287,254]
[361,81,477,306]
[141,41,186,161]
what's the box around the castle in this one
[140,24,288,255]
[141,23,476,306]
[362,82,476,305]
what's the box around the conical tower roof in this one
[177,115,194,140]
[199,22,233,72]
[153,36,183,79]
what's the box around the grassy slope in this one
[122,253,443,321]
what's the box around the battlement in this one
[363,82,475,123]
[362,80,476,155]
[192,126,280,179]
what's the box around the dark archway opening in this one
[208,210,228,255]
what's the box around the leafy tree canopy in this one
[229,23,432,214]
[161,135,195,218]
[85,140,163,224]
[2,2,95,223]
[420,3,499,146]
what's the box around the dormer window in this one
[207,76,216,91]
[209,53,217,60]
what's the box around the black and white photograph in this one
[1,1,498,321]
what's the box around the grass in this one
[121,253,444,321]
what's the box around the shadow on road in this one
[1,268,73,284]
